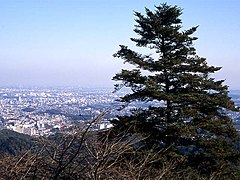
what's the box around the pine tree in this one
[112,3,240,177]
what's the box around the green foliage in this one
[112,3,240,177]
[0,129,35,158]
[0,125,238,179]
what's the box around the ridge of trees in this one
[0,129,35,158]
[1,115,238,179]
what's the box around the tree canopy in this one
[112,3,240,177]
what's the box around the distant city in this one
[0,87,239,136]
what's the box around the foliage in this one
[1,119,236,180]
[0,129,35,158]
[112,3,240,177]
[0,3,239,179]
[0,115,175,179]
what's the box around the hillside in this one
[0,129,35,157]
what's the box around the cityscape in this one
[0,87,240,137]
[0,87,124,136]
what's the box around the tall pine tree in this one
[112,3,240,177]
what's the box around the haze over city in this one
[0,0,239,89]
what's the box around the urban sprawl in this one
[0,87,239,136]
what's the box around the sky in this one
[0,0,239,89]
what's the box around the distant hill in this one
[0,129,35,157]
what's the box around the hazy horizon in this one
[0,0,239,89]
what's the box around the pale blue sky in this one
[0,0,239,89]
